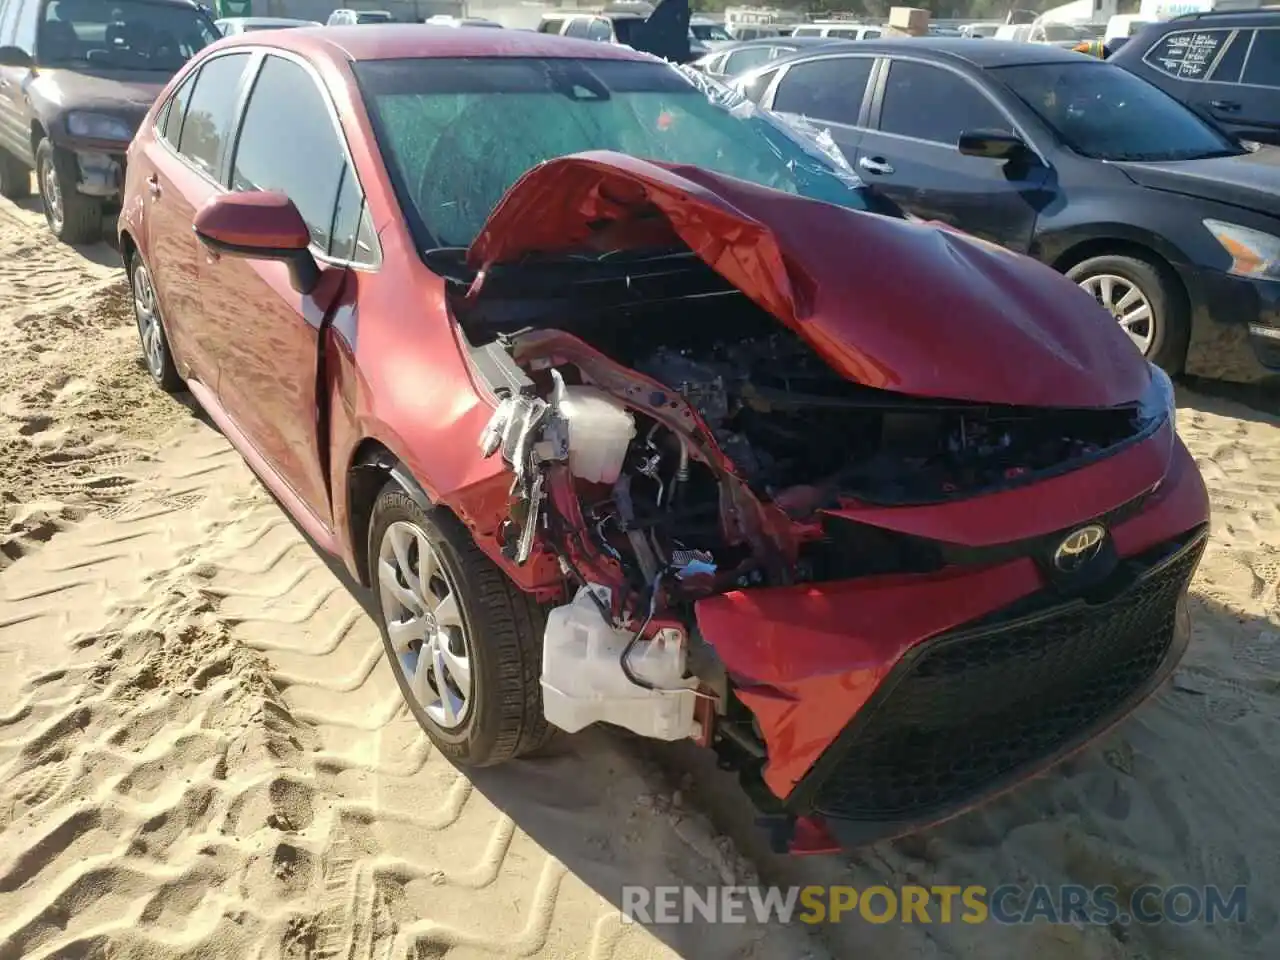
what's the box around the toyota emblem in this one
[1053,524,1106,573]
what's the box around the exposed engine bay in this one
[457,250,1157,755]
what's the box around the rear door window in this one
[1242,29,1280,88]
[772,56,874,126]
[230,54,349,254]
[176,52,251,179]
[878,60,1009,144]
[1143,28,1231,80]
[537,17,563,34]
[563,17,590,38]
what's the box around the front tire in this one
[35,139,101,244]
[1068,253,1189,374]
[369,482,552,766]
[0,149,31,200]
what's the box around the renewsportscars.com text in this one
[621,884,1248,926]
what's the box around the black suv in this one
[1109,10,1280,147]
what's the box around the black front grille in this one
[798,529,1207,823]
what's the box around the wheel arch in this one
[118,227,139,269]
[1049,234,1193,373]
[346,437,454,588]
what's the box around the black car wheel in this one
[35,139,102,244]
[0,150,32,200]
[129,253,184,393]
[368,481,552,766]
[1068,253,1190,374]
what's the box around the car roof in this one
[1166,7,1280,22]
[218,17,313,25]
[780,37,1096,68]
[723,35,860,48]
[215,24,658,63]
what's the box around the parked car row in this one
[726,36,1280,385]
[113,25,1212,856]
[1,0,1276,386]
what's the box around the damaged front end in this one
[451,151,1201,854]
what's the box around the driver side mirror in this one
[193,191,320,294]
[958,129,1032,162]
[0,46,35,69]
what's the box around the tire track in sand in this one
[0,416,824,960]
[0,204,183,568]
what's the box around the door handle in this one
[859,156,895,176]
[1210,99,1241,112]
[146,174,161,197]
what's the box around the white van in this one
[789,21,884,40]
[1104,13,1154,41]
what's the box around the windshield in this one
[37,0,220,71]
[993,62,1241,161]
[691,23,732,40]
[355,57,889,250]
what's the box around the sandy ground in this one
[0,195,1278,960]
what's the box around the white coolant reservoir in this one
[541,585,699,741]
[552,373,636,484]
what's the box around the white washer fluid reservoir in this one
[541,584,699,741]
[551,372,636,484]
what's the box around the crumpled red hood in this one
[467,151,1150,407]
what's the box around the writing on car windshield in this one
[38,0,220,71]
[354,57,877,250]
[993,61,1241,162]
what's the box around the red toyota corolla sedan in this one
[118,26,1210,853]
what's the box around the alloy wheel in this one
[40,155,63,234]
[376,520,473,729]
[1078,273,1155,355]
[132,262,166,378]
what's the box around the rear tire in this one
[369,482,552,766]
[36,138,101,244]
[1067,253,1189,374]
[128,252,184,393]
[0,150,31,200]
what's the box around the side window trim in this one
[867,55,1045,162]
[225,47,380,269]
[764,53,881,129]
